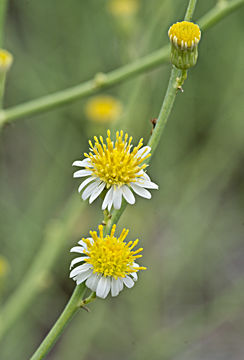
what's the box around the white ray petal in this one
[102,186,113,211]
[73,170,93,178]
[89,182,106,204]
[108,187,117,211]
[141,172,150,181]
[78,177,95,193]
[113,187,123,209]
[70,263,92,278]
[121,185,135,204]
[82,180,101,200]
[85,273,100,292]
[70,246,84,254]
[130,183,152,199]
[96,277,111,299]
[136,146,151,158]
[111,277,120,297]
[77,240,87,248]
[108,188,114,212]
[136,170,144,176]
[123,276,135,288]
[70,257,85,269]
[117,278,124,292]
[134,179,158,189]
[72,159,91,167]
[131,272,138,281]
[76,269,93,285]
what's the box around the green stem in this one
[9,1,244,358]
[30,284,86,360]
[199,0,244,30]
[107,67,180,227]
[147,67,180,157]
[184,0,198,21]
[0,0,243,127]
[0,46,170,126]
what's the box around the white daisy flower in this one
[73,129,158,211]
[70,224,146,299]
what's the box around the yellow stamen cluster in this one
[168,21,201,50]
[85,96,122,123]
[83,225,146,279]
[85,130,150,187]
[0,49,13,72]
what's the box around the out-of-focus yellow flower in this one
[107,0,139,17]
[0,255,9,277]
[0,49,13,73]
[85,95,123,123]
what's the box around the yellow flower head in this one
[85,95,123,123]
[86,130,150,187]
[108,0,139,17]
[73,130,158,211]
[0,49,13,72]
[70,224,146,298]
[168,21,201,50]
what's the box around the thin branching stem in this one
[29,284,86,360]
[0,197,84,341]
[0,0,7,47]
[7,1,244,359]
[0,0,243,128]
[184,0,198,21]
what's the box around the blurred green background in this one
[0,0,244,359]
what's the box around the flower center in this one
[83,225,146,279]
[85,130,150,187]
[168,21,201,49]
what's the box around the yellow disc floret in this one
[84,130,150,187]
[168,21,201,50]
[83,225,146,279]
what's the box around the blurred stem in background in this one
[27,1,199,359]
[0,0,7,47]
[30,284,87,360]
[0,196,85,341]
[0,0,243,358]
[0,0,243,128]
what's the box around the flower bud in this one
[168,21,201,70]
